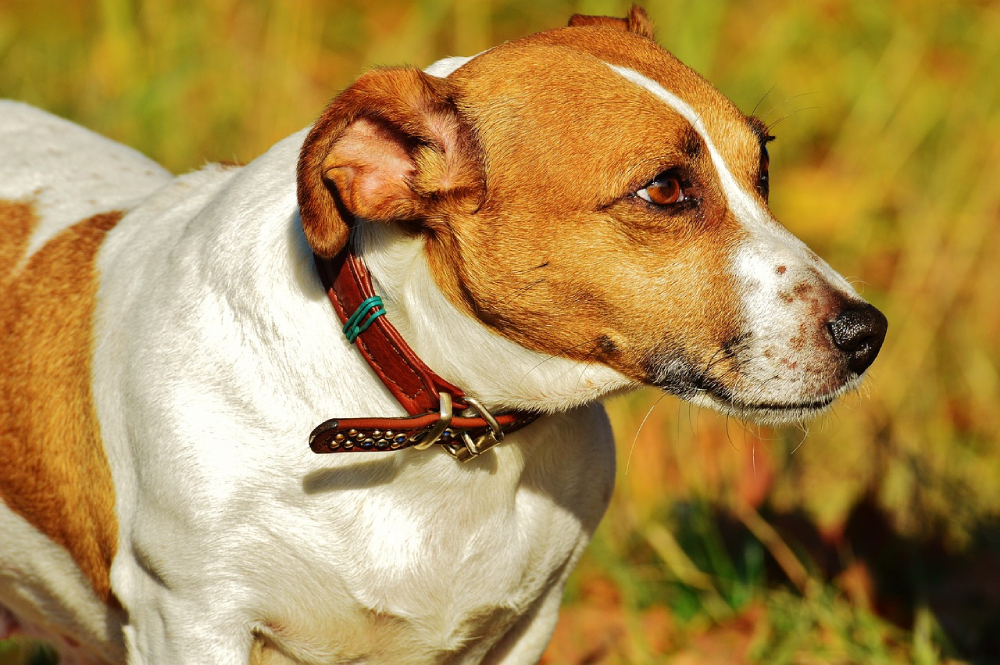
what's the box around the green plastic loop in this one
[343,295,385,343]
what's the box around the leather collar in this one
[309,249,538,462]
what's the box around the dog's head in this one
[297,6,886,423]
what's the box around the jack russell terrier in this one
[0,6,886,664]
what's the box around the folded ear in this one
[297,68,483,258]
[568,4,655,40]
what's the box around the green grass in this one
[3,0,999,662]
[0,640,54,665]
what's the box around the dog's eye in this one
[757,144,771,201]
[638,174,686,206]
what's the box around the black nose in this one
[827,304,888,375]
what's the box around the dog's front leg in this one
[116,576,254,665]
[479,579,568,665]
[122,615,253,665]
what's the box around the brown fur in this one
[0,201,120,601]
[568,4,656,40]
[296,10,761,389]
[297,68,483,258]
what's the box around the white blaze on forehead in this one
[606,63,856,295]
[606,64,769,227]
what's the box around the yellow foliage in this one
[2,0,998,661]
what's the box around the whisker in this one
[571,345,603,394]
[517,336,603,386]
[495,278,545,306]
[511,261,549,274]
[845,276,869,294]
[750,84,777,118]
[724,414,738,451]
[759,91,818,122]
[625,392,667,475]
[790,427,810,454]
[687,399,700,435]
[767,105,820,133]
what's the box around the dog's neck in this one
[195,130,630,424]
[303,51,636,417]
[354,223,634,415]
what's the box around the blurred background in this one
[1,0,998,662]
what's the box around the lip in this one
[700,388,841,424]
[646,358,855,423]
[713,393,837,413]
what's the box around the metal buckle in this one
[445,396,505,463]
[412,392,453,450]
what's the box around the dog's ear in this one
[297,68,483,258]
[568,5,655,40]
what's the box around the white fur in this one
[0,508,125,664]
[423,55,479,78]
[0,102,617,663]
[0,50,871,664]
[0,101,172,266]
[607,65,866,417]
[357,225,636,414]
[0,101,162,664]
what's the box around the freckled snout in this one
[827,304,888,375]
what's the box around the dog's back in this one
[0,101,170,661]
[0,101,172,250]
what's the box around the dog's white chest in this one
[249,433,612,662]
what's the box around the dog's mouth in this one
[645,355,850,424]
[697,389,839,424]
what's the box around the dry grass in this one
[2,0,999,662]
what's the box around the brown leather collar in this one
[309,250,538,462]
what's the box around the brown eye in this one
[638,175,686,206]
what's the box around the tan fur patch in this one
[0,201,120,602]
[295,15,769,393]
[422,33,752,383]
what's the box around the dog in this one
[0,6,886,663]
